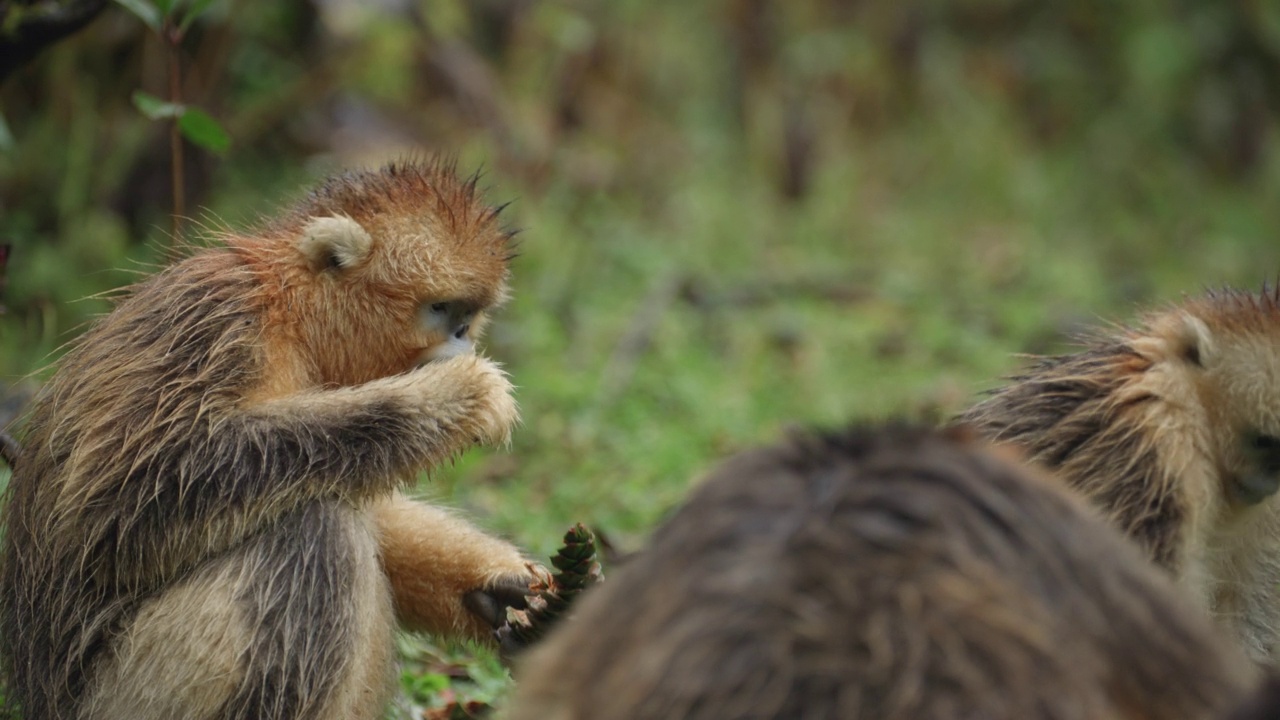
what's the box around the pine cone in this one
[495,523,604,661]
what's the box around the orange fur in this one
[373,493,531,640]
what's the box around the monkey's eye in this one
[1251,435,1280,449]
[1246,433,1280,475]
[419,299,479,341]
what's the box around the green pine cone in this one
[495,523,605,661]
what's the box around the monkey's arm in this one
[372,493,535,641]
[174,355,517,523]
[86,355,515,590]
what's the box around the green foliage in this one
[131,90,182,119]
[401,670,451,705]
[394,636,510,718]
[177,108,230,154]
[132,92,231,154]
[112,0,161,32]
[0,115,13,154]
[175,0,218,34]
[121,2,231,155]
[114,0,217,34]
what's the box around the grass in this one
[445,102,1280,559]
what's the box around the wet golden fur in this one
[958,286,1280,665]
[507,424,1262,720]
[0,159,533,719]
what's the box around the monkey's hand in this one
[375,495,544,643]
[463,573,538,630]
[412,354,519,449]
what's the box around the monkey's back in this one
[0,251,266,718]
[508,425,1256,720]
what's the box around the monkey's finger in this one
[463,579,531,629]
[495,625,529,663]
[485,576,533,610]
[463,590,505,628]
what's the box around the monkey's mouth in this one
[416,337,475,365]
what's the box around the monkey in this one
[956,287,1280,665]
[0,159,537,720]
[504,423,1266,720]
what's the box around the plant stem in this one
[167,24,185,241]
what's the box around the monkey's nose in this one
[454,324,470,340]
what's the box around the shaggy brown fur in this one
[957,287,1280,664]
[506,424,1261,720]
[0,159,534,719]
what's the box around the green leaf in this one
[153,0,175,15]
[131,91,184,120]
[177,0,218,34]
[112,0,162,33]
[400,671,451,704]
[0,113,13,154]
[178,108,231,154]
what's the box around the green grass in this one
[438,106,1280,560]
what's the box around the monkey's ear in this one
[1169,312,1215,368]
[298,215,373,272]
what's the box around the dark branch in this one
[0,0,110,84]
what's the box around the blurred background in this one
[3,0,1280,714]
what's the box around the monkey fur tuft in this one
[0,159,534,720]
[958,286,1280,665]
[506,423,1261,720]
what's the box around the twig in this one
[0,0,109,84]
[166,20,185,240]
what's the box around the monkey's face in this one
[416,300,486,363]
[292,212,509,385]
[378,219,508,369]
[1212,335,1280,505]
[1167,308,1280,505]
